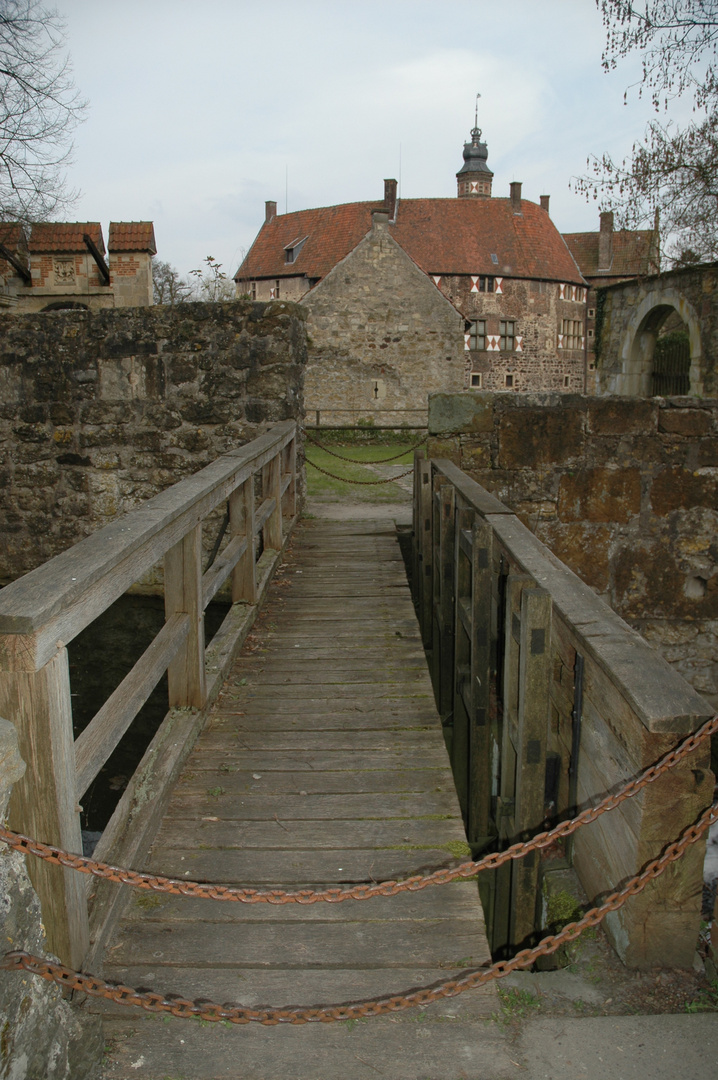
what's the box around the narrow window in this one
[275,279,280,300]
[468,319,486,350]
[251,281,256,300]
[505,374,514,388]
[499,320,515,351]
[563,375,570,388]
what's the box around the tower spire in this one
[456,95,493,198]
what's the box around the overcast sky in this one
[57,0,681,279]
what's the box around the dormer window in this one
[284,236,308,264]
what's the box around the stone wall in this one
[439,275,588,393]
[428,392,718,708]
[303,213,464,423]
[0,299,306,583]
[597,263,718,396]
[0,718,102,1080]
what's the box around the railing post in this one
[283,435,297,520]
[417,457,433,648]
[164,524,206,708]
[262,451,282,551]
[0,648,89,968]
[437,482,456,720]
[468,520,494,846]
[230,477,257,603]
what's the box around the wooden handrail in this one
[0,420,299,969]
[413,455,713,965]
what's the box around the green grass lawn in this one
[304,442,415,502]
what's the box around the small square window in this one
[505,374,514,388]
[490,253,499,265]
[470,372,483,388]
[588,308,595,318]
[588,328,594,338]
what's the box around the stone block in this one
[498,408,583,467]
[558,468,641,523]
[428,392,494,434]
[588,398,657,435]
[658,407,713,437]
[651,467,718,515]
[539,521,612,592]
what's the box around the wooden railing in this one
[413,455,714,967]
[0,420,298,968]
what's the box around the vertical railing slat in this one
[165,523,206,709]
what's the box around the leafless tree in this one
[152,258,192,305]
[0,0,86,222]
[575,1,718,263]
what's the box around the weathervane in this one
[472,92,482,142]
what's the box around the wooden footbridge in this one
[0,420,714,1080]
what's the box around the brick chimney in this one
[599,211,614,269]
[384,178,397,220]
[265,200,277,223]
[510,182,522,213]
[540,195,550,213]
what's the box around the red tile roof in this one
[108,221,157,253]
[237,197,584,285]
[563,229,658,279]
[0,223,26,250]
[237,201,383,282]
[393,198,582,281]
[28,222,105,254]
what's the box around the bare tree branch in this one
[0,0,86,223]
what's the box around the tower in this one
[456,105,493,198]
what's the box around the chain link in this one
[303,428,429,463]
[3,800,715,1025]
[1,713,715,906]
[305,457,415,484]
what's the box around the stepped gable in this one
[564,228,656,278]
[27,221,105,253]
[108,221,157,253]
[239,201,383,281]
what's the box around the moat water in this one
[68,594,229,836]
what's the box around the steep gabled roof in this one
[27,222,105,254]
[108,221,157,253]
[237,202,382,281]
[392,198,582,281]
[563,229,657,279]
[237,197,584,285]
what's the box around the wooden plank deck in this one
[98,519,507,1080]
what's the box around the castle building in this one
[0,221,156,312]
[236,125,588,421]
[563,211,660,382]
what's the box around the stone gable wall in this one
[428,391,718,707]
[302,218,464,423]
[0,300,306,583]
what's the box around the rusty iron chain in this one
[305,457,414,484]
[3,799,715,1025]
[303,427,429,463]
[1,713,715,906]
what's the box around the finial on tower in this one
[472,92,482,143]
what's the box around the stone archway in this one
[610,286,703,396]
